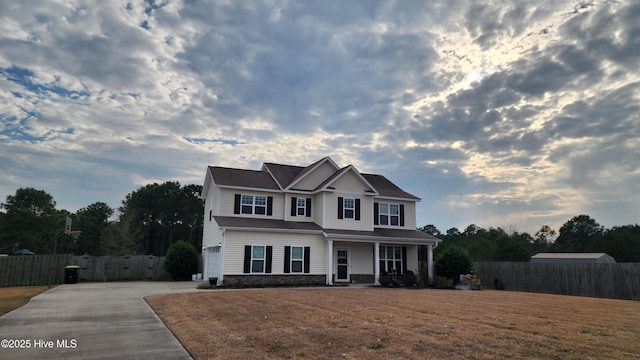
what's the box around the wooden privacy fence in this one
[0,255,74,287]
[474,262,640,301]
[0,255,170,287]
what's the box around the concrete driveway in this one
[0,282,200,359]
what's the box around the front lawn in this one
[146,288,640,359]
[0,286,50,316]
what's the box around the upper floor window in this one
[235,194,273,216]
[379,203,399,225]
[338,197,360,220]
[344,198,355,219]
[290,197,312,217]
[374,202,404,226]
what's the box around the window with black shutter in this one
[244,245,272,273]
[284,246,310,273]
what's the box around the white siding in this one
[202,187,224,249]
[406,245,418,274]
[295,162,338,190]
[374,200,417,230]
[223,231,327,275]
[201,219,225,279]
[218,188,285,220]
[324,192,374,231]
[334,242,374,274]
[284,193,316,223]
[327,242,417,275]
[333,171,374,193]
[314,192,325,227]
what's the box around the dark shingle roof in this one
[262,163,305,189]
[214,216,323,231]
[209,158,420,201]
[209,166,280,190]
[264,157,332,189]
[324,227,439,241]
[213,216,440,242]
[362,173,420,200]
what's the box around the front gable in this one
[322,166,377,195]
[292,160,340,191]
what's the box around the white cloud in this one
[1,0,639,234]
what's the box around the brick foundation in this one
[221,275,326,288]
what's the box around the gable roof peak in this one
[262,156,340,190]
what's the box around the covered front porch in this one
[323,229,439,286]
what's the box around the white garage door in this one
[207,246,222,280]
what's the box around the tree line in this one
[2,185,638,263]
[0,182,204,256]
[422,214,640,263]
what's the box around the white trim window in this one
[375,202,403,226]
[297,198,306,216]
[291,246,304,273]
[343,198,355,219]
[379,203,399,226]
[242,195,267,215]
[379,246,403,274]
[251,245,266,273]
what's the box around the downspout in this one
[219,228,226,285]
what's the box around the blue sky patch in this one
[184,137,244,147]
[1,66,90,99]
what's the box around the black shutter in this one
[338,197,344,219]
[306,198,312,217]
[234,194,241,214]
[401,246,407,274]
[209,210,212,221]
[265,246,273,273]
[284,246,291,273]
[267,196,273,216]
[291,197,297,216]
[355,199,361,220]
[374,203,379,225]
[304,247,310,273]
[243,245,251,273]
[400,204,405,226]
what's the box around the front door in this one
[336,248,349,282]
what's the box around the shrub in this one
[434,246,473,283]
[379,274,394,286]
[432,275,454,289]
[401,271,417,287]
[164,240,199,280]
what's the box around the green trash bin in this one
[64,265,80,284]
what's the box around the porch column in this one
[427,244,434,284]
[326,240,333,285]
[374,242,380,286]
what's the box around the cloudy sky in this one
[1,0,639,234]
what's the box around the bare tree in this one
[100,210,143,255]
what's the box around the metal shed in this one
[531,252,616,263]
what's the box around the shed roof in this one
[531,253,610,259]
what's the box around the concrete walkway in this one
[0,281,201,359]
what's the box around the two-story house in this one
[201,157,440,286]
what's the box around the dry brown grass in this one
[146,288,640,359]
[0,286,50,316]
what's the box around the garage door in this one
[207,246,221,280]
